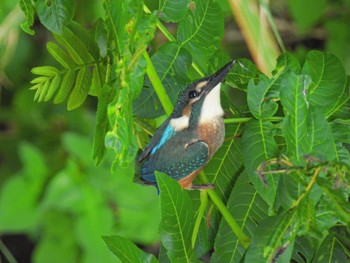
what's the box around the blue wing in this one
[150,124,175,154]
[140,131,209,183]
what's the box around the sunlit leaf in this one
[31,66,59,77]
[67,66,92,110]
[54,27,95,65]
[47,42,76,69]
[45,74,61,101]
[54,70,75,104]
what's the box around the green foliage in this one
[3,0,349,262]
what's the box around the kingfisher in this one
[138,61,234,190]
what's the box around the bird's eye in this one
[189,90,197,99]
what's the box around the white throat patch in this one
[170,115,189,131]
[199,83,224,124]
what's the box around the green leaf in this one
[103,235,158,263]
[93,84,113,164]
[0,143,48,232]
[280,72,310,164]
[67,66,92,110]
[226,58,259,90]
[47,42,76,69]
[247,75,279,119]
[177,0,224,64]
[317,178,350,223]
[156,172,198,263]
[134,42,192,118]
[31,66,59,77]
[204,123,243,201]
[287,0,326,30]
[211,173,268,263]
[245,211,297,263]
[33,212,79,263]
[269,52,301,97]
[301,51,348,117]
[93,18,108,58]
[45,74,61,101]
[307,106,337,161]
[273,52,301,75]
[19,0,35,35]
[38,78,51,102]
[54,27,95,65]
[36,0,74,34]
[67,21,100,60]
[291,237,316,263]
[331,119,350,144]
[158,0,190,22]
[90,65,102,96]
[242,120,279,209]
[54,70,75,104]
[313,234,349,263]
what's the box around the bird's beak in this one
[203,60,234,95]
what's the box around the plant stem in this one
[143,51,173,115]
[143,4,176,42]
[199,172,250,248]
[227,0,280,75]
[192,190,208,248]
[291,166,321,209]
[224,116,283,124]
[0,239,17,263]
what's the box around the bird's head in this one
[170,61,234,131]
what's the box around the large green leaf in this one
[313,234,349,262]
[177,0,224,65]
[225,58,259,90]
[242,120,279,209]
[35,0,74,34]
[307,106,337,161]
[301,51,348,117]
[158,0,190,22]
[211,172,268,263]
[244,211,298,263]
[103,236,158,263]
[247,75,278,119]
[134,42,192,118]
[156,172,198,263]
[204,123,243,202]
[280,72,310,164]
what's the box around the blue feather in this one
[150,124,175,154]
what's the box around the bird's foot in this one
[190,183,215,190]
